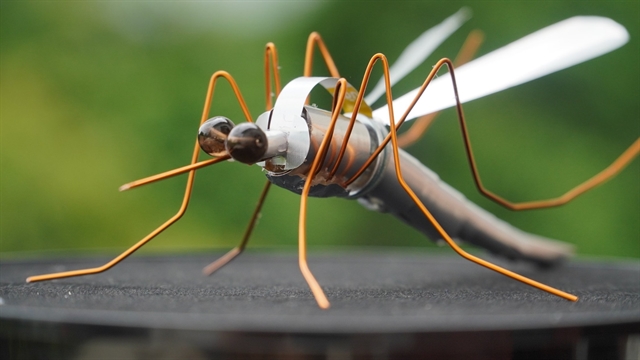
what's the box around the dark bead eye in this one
[225,123,268,164]
[198,117,235,156]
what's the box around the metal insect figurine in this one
[28,9,639,309]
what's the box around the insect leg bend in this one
[202,44,283,275]
[202,181,271,275]
[397,30,484,148]
[439,60,640,210]
[298,79,351,309]
[264,42,282,109]
[388,125,579,301]
[26,71,252,283]
[304,32,340,77]
[344,56,451,187]
[375,57,578,301]
[204,42,281,265]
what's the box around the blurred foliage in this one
[1,1,638,259]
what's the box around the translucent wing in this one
[372,16,629,125]
[364,7,471,105]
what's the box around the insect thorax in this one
[260,106,388,199]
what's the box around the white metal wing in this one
[372,16,629,126]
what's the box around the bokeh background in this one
[2,1,638,260]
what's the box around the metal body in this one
[259,105,385,198]
[362,142,573,265]
[262,106,573,265]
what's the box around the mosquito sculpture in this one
[28,9,639,309]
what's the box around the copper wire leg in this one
[203,44,283,277]
[264,42,282,109]
[344,58,454,187]
[119,157,229,191]
[297,79,350,309]
[461,130,640,210]
[304,32,340,78]
[298,32,346,309]
[341,54,578,301]
[202,181,272,275]
[396,113,438,149]
[376,30,639,210]
[26,71,252,283]
[447,73,640,210]
[397,30,484,149]
[346,55,638,212]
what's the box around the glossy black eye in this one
[225,123,268,164]
[198,117,235,156]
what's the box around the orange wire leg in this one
[461,130,640,210]
[302,32,343,180]
[453,30,485,69]
[396,113,438,148]
[345,55,639,210]
[298,79,350,309]
[264,42,282,109]
[204,43,282,276]
[397,30,484,149]
[26,71,252,283]
[326,86,362,180]
[119,157,229,191]
[304,32,340,77]
[444,71,640,211]
[202,181,272,275]
[344,58,454,187]
[301,32,372,181]
[343,54,578,301]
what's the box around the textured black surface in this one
[1,251,638,333]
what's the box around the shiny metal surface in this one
[262,98,574,264]
[263,106,387,198]
[359,145,575,265]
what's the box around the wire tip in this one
[119,184,131,192]
[318,300,331,310]
[25,277,33,283]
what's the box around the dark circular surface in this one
[1,251,638,333]
[198,116,235,157]
[225,122,268,164]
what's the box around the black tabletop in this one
[1,250,638,332]
[1,251,639,358]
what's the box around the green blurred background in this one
[1,1,638,260]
